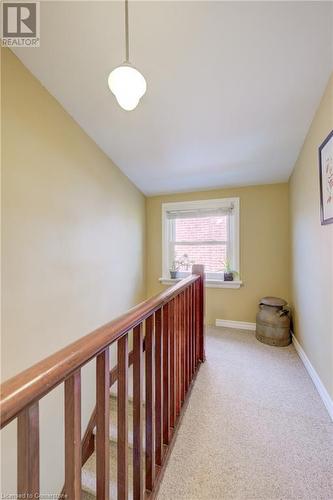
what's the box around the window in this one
[162,198,240,282]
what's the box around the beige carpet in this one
[157,327,333,500]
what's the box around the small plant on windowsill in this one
[220,259,238,282]
[169,260,181,279]
[169,254,194,279]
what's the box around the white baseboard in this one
[215,321,333,421]
[292,334,333,422]
[215,319,256,331]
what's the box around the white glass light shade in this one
[108,64,147,111]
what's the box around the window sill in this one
[159,278,243,289]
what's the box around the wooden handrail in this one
[1,265,205,499]
[0,274,199,429]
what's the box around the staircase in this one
[0,265,205,499]
[81,395,144,499]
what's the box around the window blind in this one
[166,204,234,220]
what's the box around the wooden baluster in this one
[179,293,182,406]
[169,299,176,428]
[17,402,40,497]
[182,291,186,402]
[155,308,163,466]
[174,296,177,419]
[192,283,195,372]
[133,324,144,500]
[179,292,182,405]
[118,334,129,500]
[191,285,194,374]
[189,285,193,380]
[65,370,81,499]
[196,281,200,366]
[82,407,96,466]
[180,292,184,403]
[197,279,201,365]
[192,283,196,372]
[175,295,181,416]
[187,285,192,386]
[184,290,188,393]
[180,293,183,406]
[193,265,205,362]
[162,302,170,445]
[96,348,110,500]
[183,290,187,394]
[184,289,187,393]
[188,287,191,384]
[145,315,155,491]
[195,279,200,367]
[192,284,195,370]
[186,287,191,392]
[187,286,191,384]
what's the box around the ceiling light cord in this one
[125,0,129,63]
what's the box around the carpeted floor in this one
[157,327,333,500]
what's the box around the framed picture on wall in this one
[319,130,333,225]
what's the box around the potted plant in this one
[222,259,238,281]
[177,254,194,278]
[169,254,194,279]
[169,260,181,279]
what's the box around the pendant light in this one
[108,0,147,111]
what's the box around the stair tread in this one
[82,395,146,497]
[81,490,95,500]
[93,395,145,448]
[82,441,140,499]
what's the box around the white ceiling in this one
[13,1,333,195]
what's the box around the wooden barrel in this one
[256,296,291,347]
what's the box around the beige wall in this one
[289,73,333,401]
[2,39,331,493]
[146,184,290,325]
[1,49,146,493]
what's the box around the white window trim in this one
[161,197,240,285]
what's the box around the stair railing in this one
[0,264,205,499]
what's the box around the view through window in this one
[162,198,240,281]
[172,215,228,273]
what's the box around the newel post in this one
[192,265,205,362]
